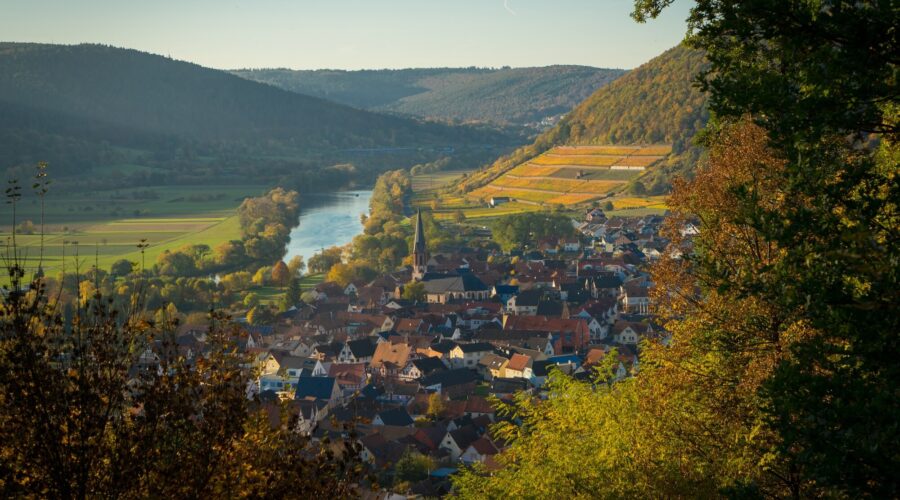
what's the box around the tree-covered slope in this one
[0,43,517,190]
[0,43,500,147]
[232,66,626,126]
[457,45,709,195]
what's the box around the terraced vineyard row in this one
[465,143,673,206]
[492,176,622,193]
[469,185,597,205]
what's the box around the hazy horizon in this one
[0,0,691,71]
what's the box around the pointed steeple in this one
[413,209,426,252]
[412,210,428,280]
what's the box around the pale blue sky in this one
[0,0,691,70]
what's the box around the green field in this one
[299,273,325,290]
[0,184,268,275]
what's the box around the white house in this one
[449,343,495,369]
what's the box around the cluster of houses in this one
[161,208,688,495]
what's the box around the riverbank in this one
[283,190,373,263]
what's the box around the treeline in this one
[490,212,576,252]
[318,170,412,286]
[151,188,300,280]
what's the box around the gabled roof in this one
[414,424,449,451]
[294,376,337,401]
[506,353,532,372]
[423,273,489,293]
[328,363,366,385]
[428,340,458,354]
[511,289,543,306]
[411,357,448,376]
[456,342,494,353]
[422,368,480,388]
[464,396,495,415]
[478,353,508,371]
[345,338,377,358]
[492,284,519,294]
[468,436,499,456]
[371,341,412,369]
[535,301,564,317]
[376,407,415,427]
[448,426,480,450]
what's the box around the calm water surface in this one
[283,190,372,262]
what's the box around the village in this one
[158,206,694,495]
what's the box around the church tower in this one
[412,210,428,280]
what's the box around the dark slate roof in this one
[421,368,480,388]
[294,376,337,401]
[536,301,564,317]
[449,425,480,450]
[513,289,543,307]
[530,360,552,377]
[457,342,495,353]
[433,325,455,338]
[412,357,448,376]
[376,407,414,427]
[588,275,624,289]
[346,338,377,358]
[359,383,384,400]
[429,340,458,354]
[492,284,519,294]
[423,273,489,293]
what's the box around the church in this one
[410,210,490,303]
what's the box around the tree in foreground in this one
[457,0,897,497]
[0,248,364,497]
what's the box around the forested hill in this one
[456,45,709,195]
[231,66,626,126]
[0,43,517,190]
[0,43,505,145]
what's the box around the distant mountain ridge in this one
[231,66,626,126]
[456,45,709,196]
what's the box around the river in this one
[283,190,372,262]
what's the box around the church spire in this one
[412,210,427,280]
[414,209,426,252]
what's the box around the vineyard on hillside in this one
[467,145,671,205]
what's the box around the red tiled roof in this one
[506,353,531,372]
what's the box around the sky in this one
[0,0,692,70]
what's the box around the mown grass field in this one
[0,184,267,275]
